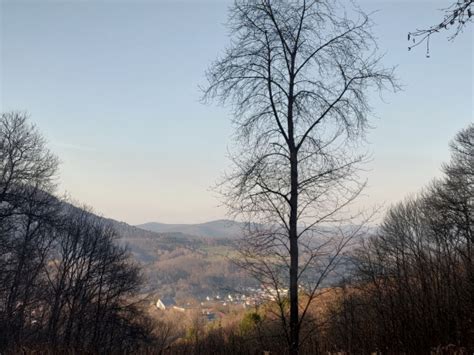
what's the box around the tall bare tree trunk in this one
[288,75,299,354]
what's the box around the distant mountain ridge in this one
[137,219,246,239]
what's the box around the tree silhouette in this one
[204,1,396,353]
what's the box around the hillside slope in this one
[107,218,253,299]
[137,219,246,239]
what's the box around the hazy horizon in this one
[1,0,472,225]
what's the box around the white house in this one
[156,297,176,310]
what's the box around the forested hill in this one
[106,218,253,298]
[137,219,246,239]
[110,218,238,263]
[115,218,357,298]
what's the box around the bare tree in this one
[0,112,60,349]
[204,1,396,353]
[0,112,155,352]
[44,205,152,353]
[408,0,473,56]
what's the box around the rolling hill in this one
[107,218,252,299]
[136,219,246,239]
[105,216,359,300]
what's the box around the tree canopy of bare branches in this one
[0,112,154,352]
[0,112,60,348]
[204,1,396,353]
[408,0,473,56]
[323,124,473,353]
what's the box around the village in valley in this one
[153,287,288,322]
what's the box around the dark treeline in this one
[0,112,154,353]
[323,124,474,354]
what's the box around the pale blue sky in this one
[1,0,472,224]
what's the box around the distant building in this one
[172,305,186,312]
[156,297,176,310]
